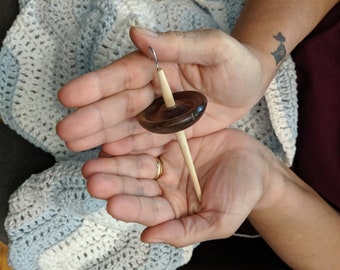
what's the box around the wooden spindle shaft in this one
[157,68,202,202]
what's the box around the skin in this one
[56,0,339,156]
[56,27,267,155]
[83,129,340,269]
[82,129,277,241]
[56,0,340,269]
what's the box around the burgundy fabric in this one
[291,3,340,211]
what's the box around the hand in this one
[57,27,271,155]
[83,129,284,247]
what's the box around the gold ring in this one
[153,157,163,180]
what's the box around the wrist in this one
[240,42,278,95]
[251,154,288,212]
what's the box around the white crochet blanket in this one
[6,161,195,270]
[0,0,298,269]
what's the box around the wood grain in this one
[0,242,11,270]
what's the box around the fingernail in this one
[134,27,158,37]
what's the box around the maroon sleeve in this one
[291,3,340,211]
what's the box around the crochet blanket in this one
[0,0,298,269]
[6,161,194,270]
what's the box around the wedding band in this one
[153,157,163,180]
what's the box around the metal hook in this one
[148,47,160,70]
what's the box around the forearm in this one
[249,165,340,269]
[232,0,339,84]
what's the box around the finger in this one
[101,132,174,156]
[107,195,175,227]
[87,174,161,200]
[61,117,145,152]
[58,51,156,108]
[99,145,165,158]
[57,87,154,144]
[82,155,161,179]
[84,154,164,199]
[130,27,235,65]
[141,211,236,247]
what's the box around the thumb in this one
[129,27,236,65]
[140,212,235,247]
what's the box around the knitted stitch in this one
[1,0,298,269]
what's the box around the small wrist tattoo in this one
[271,32,286,65]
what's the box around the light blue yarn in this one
[0,47,19,127]
[5,161,106,270]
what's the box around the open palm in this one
[83,129,274,246]
[57,28,270,156]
